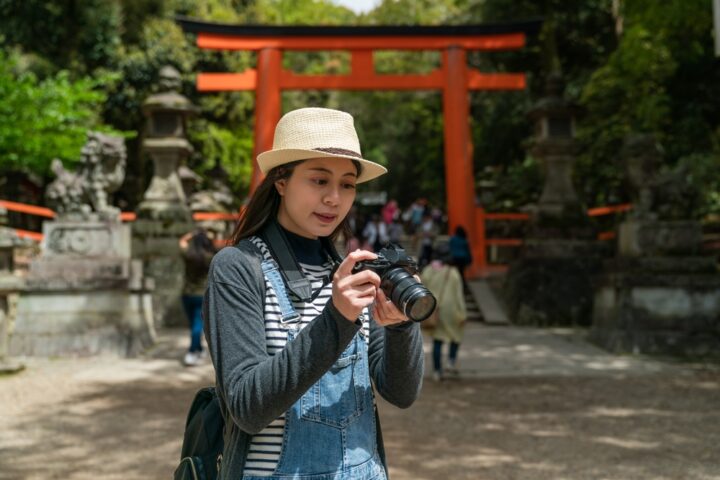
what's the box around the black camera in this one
[352,244,437,322]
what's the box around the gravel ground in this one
[0,326,718,480]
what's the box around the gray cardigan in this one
[202,240,424,479]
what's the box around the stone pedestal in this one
[132,219,191,327]
[590,220,720,356]
[618,220,702,257]
[11,221,156,357]
[0,223,28,372]
[505,239,602,326]
[0,279,24,373]
[131,141,193,327]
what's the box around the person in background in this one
[417,210,437,269]
[388,219,404,245]
[381,199,399,226]
[421,243,467,381]
[448,225,472,291]
[179,227,216,366]
[362,213,388,252]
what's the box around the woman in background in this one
[448,225,472,291]
[179,227,216,366]
[421,243,467,381]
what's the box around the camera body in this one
[352,244,436,322]
[352,244,419,280]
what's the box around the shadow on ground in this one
[1,327,719,480]
[0,329,213,480]
[379,372,720,480]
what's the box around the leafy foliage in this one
[577,0,720,208]
[0,48,125,174]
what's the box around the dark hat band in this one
[313,147,362,159]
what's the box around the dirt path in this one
[1,326,718,480]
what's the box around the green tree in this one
[578,0,720,210]
[0,48,124,175]
[0,0,123,73]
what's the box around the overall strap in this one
[261,258,301,324]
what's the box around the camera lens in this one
[381,268,437,322]
[407,292,437,322]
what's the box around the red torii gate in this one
[177,17,540,277]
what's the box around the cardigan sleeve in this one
[367,312,424,409]
[203,243,361,434]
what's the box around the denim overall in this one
[243,259,387,480]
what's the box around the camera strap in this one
[261,220,313,302]
[260,220,343,303]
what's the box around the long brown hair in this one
[228,159,362,245]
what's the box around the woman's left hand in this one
[372,288,410,327]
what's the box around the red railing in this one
[473,203,633,275]
[1,198,637,276]
[1,200,242,242]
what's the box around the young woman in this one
[203,108,424,479]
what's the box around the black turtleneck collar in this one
[280,225,327,266]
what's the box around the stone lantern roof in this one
[142,66,198,139]
[527,73,582,145]
[527,73,581,121]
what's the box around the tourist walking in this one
[417,210,437,269]
[203,107,424,479]
[421,244,467,381]
[448,225,472,291]
[179,227,216,366]
[362,213,388,252]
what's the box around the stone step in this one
[464,290,483,321]
[467,279,509,325]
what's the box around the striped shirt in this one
[242,236,370,476]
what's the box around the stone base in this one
[504,250,602,326]
[619,219,702,257]
[10,290,156,357]
[590,266,720,357]
[0,360,25,375]
[132,219,192,328]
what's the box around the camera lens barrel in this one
[381,268,437,322]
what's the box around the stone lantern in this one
[136,66,197,221]
[133,66,197,328]
[527,73,586,228]
[503,73,601,327]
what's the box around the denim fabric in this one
[252,259,386,480]
[182,295,204,352]
[449,341,460,364]
[262,259,301,324]
[433,339,461,372]
[432,339,443,373]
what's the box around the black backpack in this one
[174,387,224,480]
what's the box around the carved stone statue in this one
[45,132,126,221]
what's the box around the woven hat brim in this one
[257,149,387,184]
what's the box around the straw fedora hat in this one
[257,107,387,183]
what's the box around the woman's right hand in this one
[332,250,381,322]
